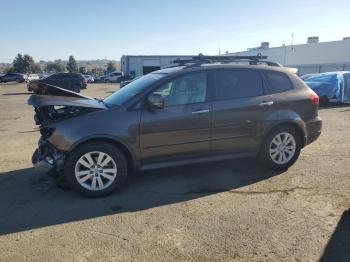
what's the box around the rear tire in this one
[64,142,128,197]
[71,85,80,93]
[258,125,302,170]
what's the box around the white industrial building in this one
[121,37,350,76]
[229,37,350,75]
[121,55,193,77]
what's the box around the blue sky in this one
[0,0,349,62]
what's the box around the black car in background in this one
[27,73,87,93]
[0,73,26,83]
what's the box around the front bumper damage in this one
[32,137,65,174]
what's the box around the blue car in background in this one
[303,72,350,105]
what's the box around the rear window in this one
[264,71,293,93]
[214,70,264,100]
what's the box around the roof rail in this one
[173,53,281,67]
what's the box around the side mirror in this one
[147,93,164,109]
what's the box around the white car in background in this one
[83,74,94,83]
[104,71,123,83]
[27,74,40,82]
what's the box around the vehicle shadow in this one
[320,209,350,262]
[0,158,283,236]
[2,92,32,96]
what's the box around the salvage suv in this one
[28,55,322,197]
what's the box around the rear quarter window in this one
[264,71,293,93]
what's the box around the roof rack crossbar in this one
[173,54,280,67]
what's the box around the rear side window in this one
[264,71,293,93]
[214,70,263,100]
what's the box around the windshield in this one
[305,74,337,83]
[103,73,166,107]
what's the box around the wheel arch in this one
[260,121,307,151]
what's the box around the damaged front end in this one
[32,137,65,174]
[27,85,107,175]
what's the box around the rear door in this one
[262,70,296,111]
[211,69,276,154]
[140,71,212,163]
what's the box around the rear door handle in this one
[192,109,210,114]
[259,101,274,106]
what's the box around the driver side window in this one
[152,72,207,107]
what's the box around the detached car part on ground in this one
[28,60,322,197]
[303,71,350,105]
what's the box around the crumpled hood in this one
[28,81,92,99]
[27,94,107,109]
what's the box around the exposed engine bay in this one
[27,84,108,175]
[34,105,97,126]
[28,86,107,126]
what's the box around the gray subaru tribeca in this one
[28,55,322,197]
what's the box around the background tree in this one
[12,54,25,73]
[12,53,36,73]
[45,62,66,73]
[23,54,35,73]
[67,55,78,72]
[106,61,116,73]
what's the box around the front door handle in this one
[259,101,274,106]
[192,109,210,114]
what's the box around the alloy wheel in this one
[269,132,296,165]
[74,151,118,191]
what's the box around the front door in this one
[140,72,211,163]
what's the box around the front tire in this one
[64,142,128,197]
[258,126,302,170]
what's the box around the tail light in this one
[309,89,319,106]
